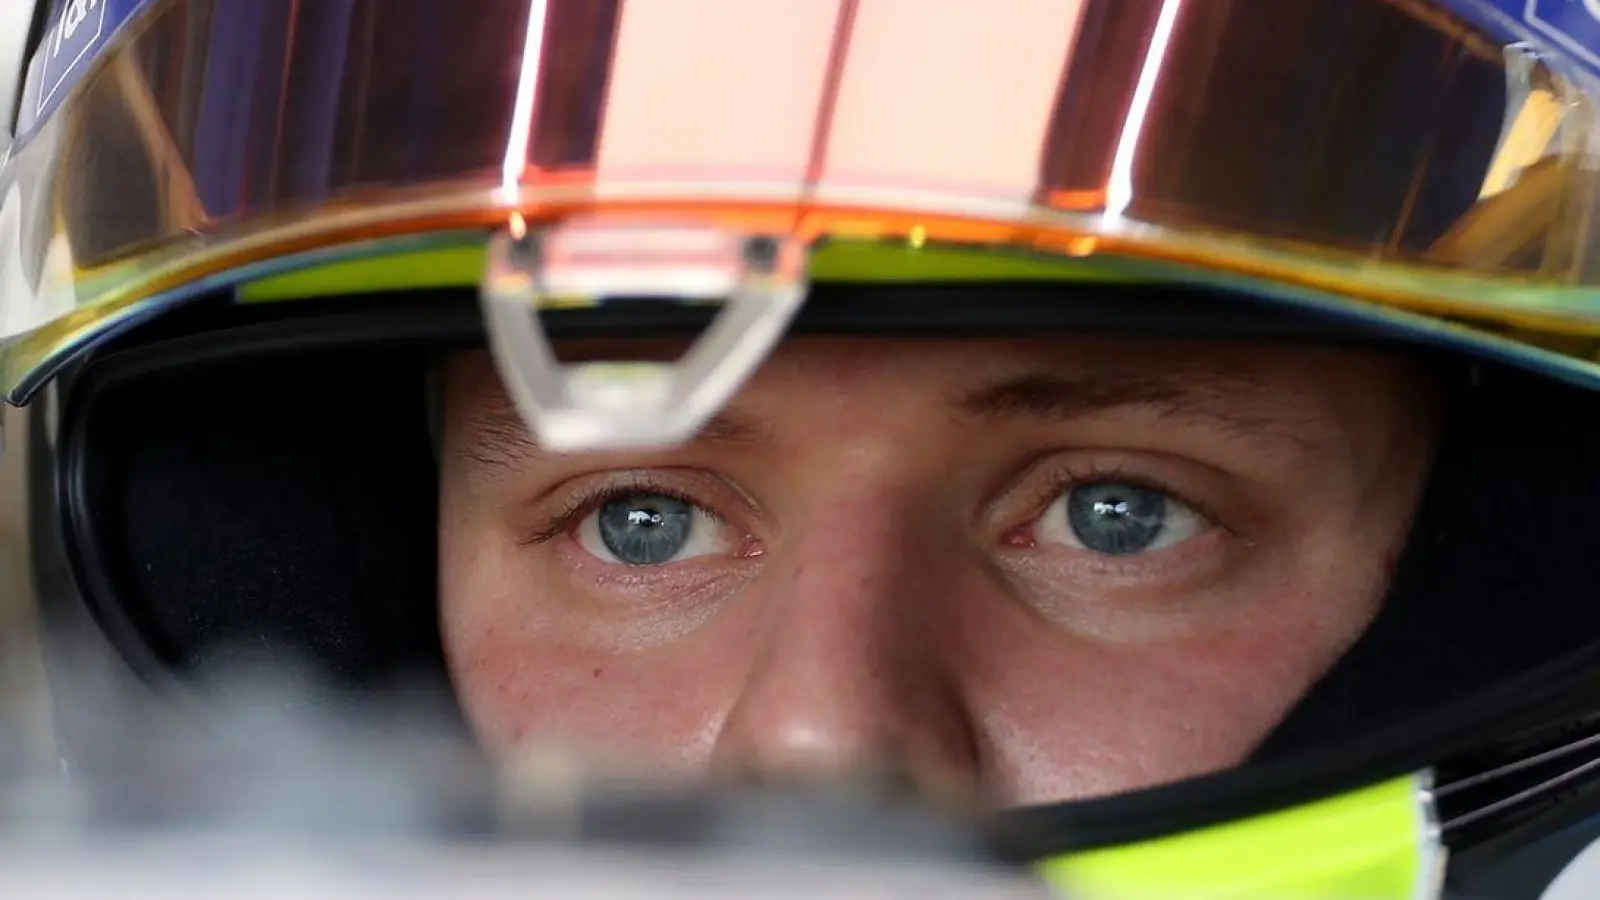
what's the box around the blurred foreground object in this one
[0,664,1043,898]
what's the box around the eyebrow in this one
[460,391,770,470]
[461,367,1317,470]
[955,370,1319,447]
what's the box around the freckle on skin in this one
[593,667,604,678]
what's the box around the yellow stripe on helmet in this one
[1036,774,1442,900]
[235,238,1149,305]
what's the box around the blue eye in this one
[577,492,730,566]
[1068,482,1166,555]
[596,494,693,565]
[1038,481,1207,556]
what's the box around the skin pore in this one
[437,336,1440,807]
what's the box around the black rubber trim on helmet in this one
[105,276,1407,348]
[18,271,1434,406]
[1434,712,1600,876]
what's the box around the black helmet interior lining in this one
[70,346,446,691]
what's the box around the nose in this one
[710,490,980,804]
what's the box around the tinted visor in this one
[4,0,1600,395]
[59,0,1510,263]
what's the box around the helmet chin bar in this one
[480,216,809,453]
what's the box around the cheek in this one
[440,572,754,775]
[966,574,1384,804]
[436,471,760,775]
[970,637,1315,803]
[449,635,717,770]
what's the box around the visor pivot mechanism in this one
[481,217,809,453]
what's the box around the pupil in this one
[598,494,693,565]
[1067,482,1166,555]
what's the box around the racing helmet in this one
[9,0,1600,897]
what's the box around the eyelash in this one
[1006,459,1223,535]
[523,458,1221,558]
[521,476,720,547]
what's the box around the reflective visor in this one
[3,0,1600,397]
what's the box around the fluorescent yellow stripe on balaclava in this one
[1036,774,1443,900]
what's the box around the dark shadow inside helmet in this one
[75,349,445,689]
[1257,356,1600,757]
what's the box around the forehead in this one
[524,333,1417,405]
[445,334,1425,462]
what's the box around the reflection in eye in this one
[577,492,729,566]
[1038,481,1208,555]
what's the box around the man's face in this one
[437,336,1438,806]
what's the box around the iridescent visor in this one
[3,0,1600,400]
